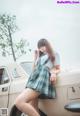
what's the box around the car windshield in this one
[20,62,33,75]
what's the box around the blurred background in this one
[0,0,80,70]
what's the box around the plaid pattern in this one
[26,57,56,99]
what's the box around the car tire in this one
[10,105,26,116]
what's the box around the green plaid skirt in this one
[26,65,56,99]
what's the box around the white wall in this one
[0,0,80,70]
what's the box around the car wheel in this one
[10,105,27,116]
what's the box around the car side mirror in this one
[64,102,80,112]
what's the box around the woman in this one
[15,38,60,116]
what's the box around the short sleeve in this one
[54,52,60,66]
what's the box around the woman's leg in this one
[15,88,40,116]
[29,98,39,113]
[30,99,47,116]
[30,97,39,112]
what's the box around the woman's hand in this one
[50,73,57,84]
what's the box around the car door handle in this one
[2,87,8,92]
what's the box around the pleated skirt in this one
[26,65,56,99]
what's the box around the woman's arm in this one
[32,62,36,71]
[32,50,39,71]
[50,52,60,84]
[50,65,60,84]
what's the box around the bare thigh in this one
[15,88,40,104]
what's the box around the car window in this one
[0,68,9,84]
[20,62,33,75]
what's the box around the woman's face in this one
[39,46,47,53]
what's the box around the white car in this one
[0,62,80,116]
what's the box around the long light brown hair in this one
[37,38,55,63]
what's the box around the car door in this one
[0,67,10,115]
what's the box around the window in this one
[20,62,33,75]
[0,68,9,85]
